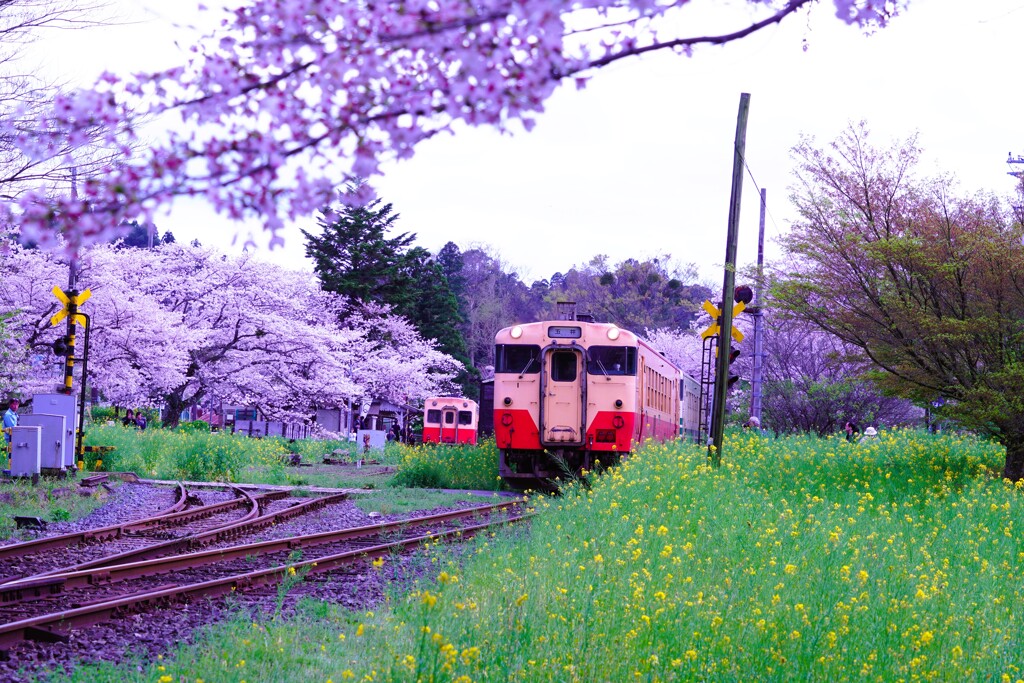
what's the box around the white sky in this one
[25,0,1024,286]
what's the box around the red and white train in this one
[493,312,700,490]
[421,397,479,445]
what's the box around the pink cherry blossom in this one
[2,0,904,253]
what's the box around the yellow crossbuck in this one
[50,286,91,327]
[699,299,745,341]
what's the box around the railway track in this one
[0,499,529,650]
[0,485,308,583]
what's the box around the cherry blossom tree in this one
[2,0,904,252]
[0,243,69,396]
[644,326,704,379]
[0,1,125,210]
[1,241,462,424]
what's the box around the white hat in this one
[863,427,877,436]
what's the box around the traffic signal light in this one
[727,347,741,390]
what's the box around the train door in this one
[440,406,458,443]
[541,347,585,445]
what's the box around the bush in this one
[390,438,501,490]
[176,420,210,434]
[90,406,118,424]
[389,459,447,489]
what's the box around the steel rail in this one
[120,487,289,533]
[0,488,289,586]
[0,483,189,561]
[0,499,526,604]
[28,491,351,578]
[0,511,531,649]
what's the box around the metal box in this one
[9,425,42,477]
[18,413,66,470]
[32,394,78,468]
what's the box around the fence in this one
[232,420,314,440]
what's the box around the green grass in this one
[63,427,1024,682]
[82,425,501,492]
[390,438,502,491]
[0,475,117,541]
[350,488,503,516]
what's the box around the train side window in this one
[495,344,541,374]
[550,350,578,382]
[458,411,473,425]
[426,409,442,424]
[587,346,636,375]
[444,411,455,424]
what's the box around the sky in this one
[25,0,1024,287]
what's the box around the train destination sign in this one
[547,326,582,339]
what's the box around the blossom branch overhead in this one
[2,0,904,251]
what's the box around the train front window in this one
[495,344,541,374]
[458,411,473,425]
[444,411,455,424]
[587,346,637,375]
[426,409,442,424]
[550,350,578,382]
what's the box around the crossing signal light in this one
[734,284,753,305]
[52,335,70,356]
[727,347,741,390]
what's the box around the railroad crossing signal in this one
[699,299,745,341]
[50,286,90,328]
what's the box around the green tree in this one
[772,123,1024,478]
[117,221,163,249]
[458,248,539,367]
[548,255,709,331]
[304,186,476,395]
[303,185,418,313]
[403,248,478,398]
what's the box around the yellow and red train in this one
[421,396,479,445]
[493,315,700,490]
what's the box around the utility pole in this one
[750,187,766,424]
[710,92,750,466]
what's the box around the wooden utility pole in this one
[710,93,750,466]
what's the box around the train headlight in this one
[503,397,512,406]
[607,326,620,340]
[614,399,623,408]
[510,325,523,339]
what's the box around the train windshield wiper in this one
[595,359,609,376]
[518,356,536,377]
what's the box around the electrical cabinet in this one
[9,425,42,477]
[32,393,78,468]
[18,413,66,470]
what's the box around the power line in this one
[737,149,784,237]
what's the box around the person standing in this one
[3,398,20,453]
[859,426,879,443]
[844,422,861,443]
[122,408,136,428]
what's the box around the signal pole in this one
[750,188,766,424]
[710,92,750,466]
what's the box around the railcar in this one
[494,313,699,491]
[421,397,479,445]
